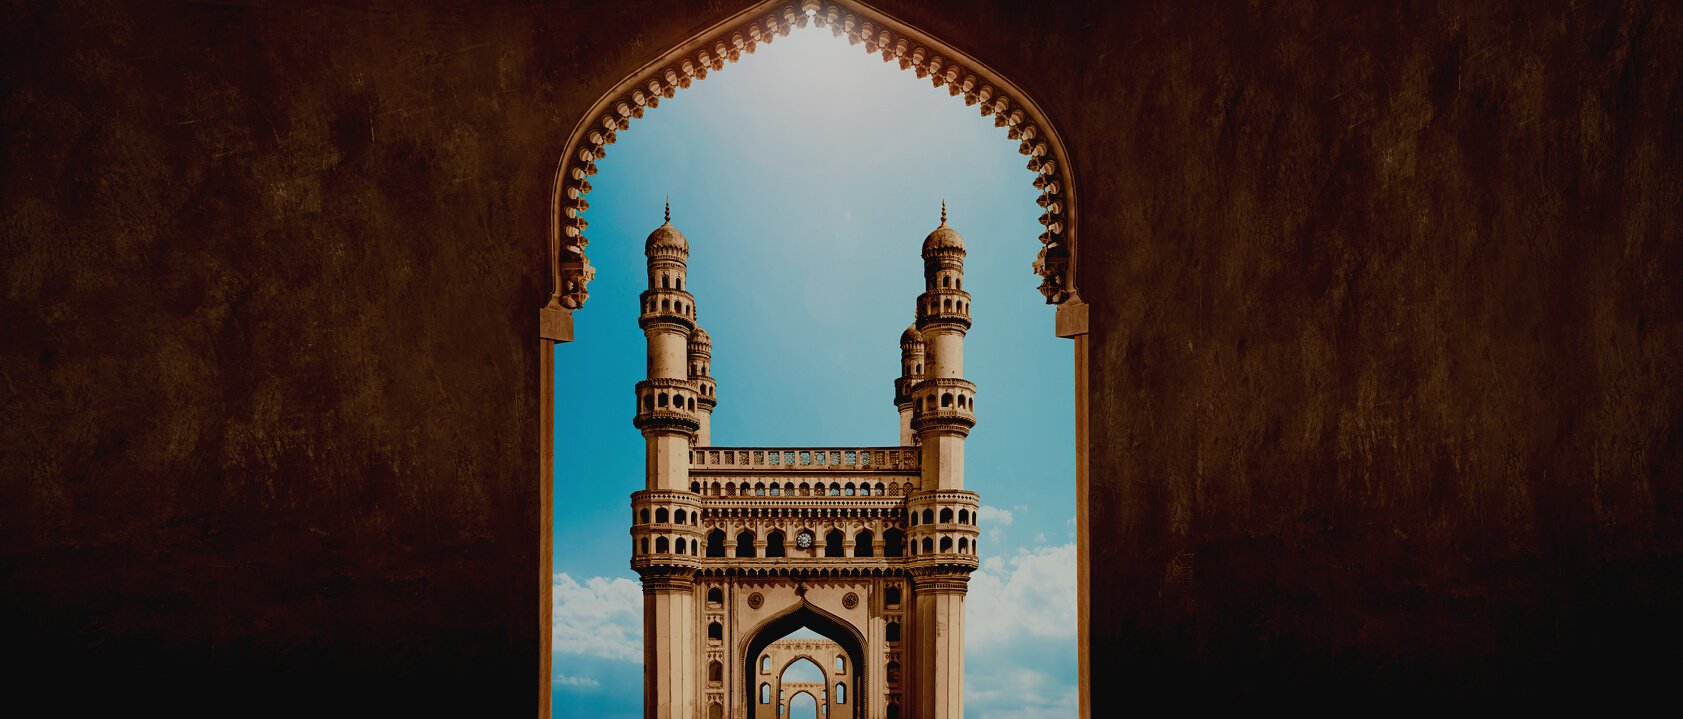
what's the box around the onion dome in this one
[689,326,712,353]
[921,201,965,255]
[645,199,688,256]
[900,324,924,349]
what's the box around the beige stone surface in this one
[633,214,978,718]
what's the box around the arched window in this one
[940,536,953,552]
[844,483,855,496]
[884,529,904,557]
[941,392,953,407]
[959,537,969,553]
[835,655,845,672]
[942,275,950,288]
[765,530,786,558]
[706,530,726,557]
[655,536,669,553]
[676,277,683,290]
[690,481,701,493]
[887,661,901,684]
[707,587,722,605]
[675,538,686,554]
[656,508,669,523]
[940,508,953,523]
[643,394,653,409]
[922,537,934,554]
[824,530,845,558]
[709,703,722,719]
[760,683,770,704]
[707,621,722,641]
[736,531,756,558]
[761,656,770,673]
[708,660,722,683]
[658,392,668,407]
[688,397,695,411]
[854,530,874,557]
[886,585,901,605]
[835,683,845,704]
[910,512,918,526]
[922,509,934,525]
[639,509,650,524]
[959,508,970,524]
[828,483,840,496]
[661,275,670,289]
[885,622,901,643]
[640,537,648,554]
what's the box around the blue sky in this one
[553,26,1075,718]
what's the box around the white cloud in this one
[552,673,602,689]
[965,666,1078,719]
[965,543,1077,648]
[978,505,1015,542]
[552,573,644,662]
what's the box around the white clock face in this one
[796,531,814,549]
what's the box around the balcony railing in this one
[690,447,919,472]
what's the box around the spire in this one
[664,196,670,224]
[940,199,947,227]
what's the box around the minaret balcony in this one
[915,289,972,329]
[634,378,702,432]
[637,288,697,329]
[908,378,977,431]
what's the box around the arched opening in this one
[765,529,786,557]
[740,602,865,719]
[708,621,723,641]
[707,529,727,557]
[546,3,1084,714]
[883,528,904,557]
[823,530,845,558]
[853,529,873,557]
[656,507,669,523]
[655,536,669,553]
[787,691,818,719]
[885,585,901,606]
[737,531,757,558]
[708,587,724,605]
[939,507,953,523]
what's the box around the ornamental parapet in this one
[690,447,919,472]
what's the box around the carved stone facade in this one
[632,210,979,718]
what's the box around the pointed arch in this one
[547,0,1082,314]
[738,599,867,716]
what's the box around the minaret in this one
[631,200,702,719]
[894,324,925,446]
[689,325,716,446]
[906,201,978,719]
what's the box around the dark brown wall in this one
[3,0,1679,712]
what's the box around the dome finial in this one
[940,199,947,226]
[664,196,670,224]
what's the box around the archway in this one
[540,1,1093,717]
[740,601,864,719]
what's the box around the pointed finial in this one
[940,199,947,226]
[664,196,670,224]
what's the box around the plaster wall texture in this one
[3,0,1680,712]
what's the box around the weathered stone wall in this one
[3,0,1679,712]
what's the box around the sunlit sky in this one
[552,26,1075,719]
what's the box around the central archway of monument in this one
[742,601,865,719]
